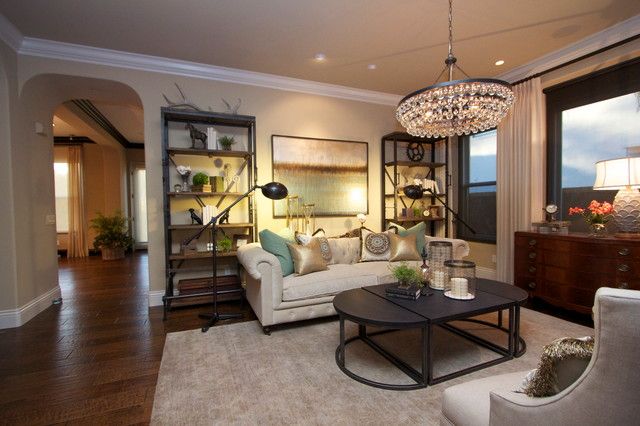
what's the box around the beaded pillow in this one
[518,336,594,397]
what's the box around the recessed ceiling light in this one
[314,53,326,61]
[367,64,377,70]
[495,60,505,66]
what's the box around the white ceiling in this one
[1,0,639,94]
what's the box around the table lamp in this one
[593,157,640,238]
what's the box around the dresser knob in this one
[618,282,629,289]
[618,264,630,273]
[528,282,537,290]
[528,266,537,273]
[618,248,630,256]
[528,239,537,246]
[528,252,537,260]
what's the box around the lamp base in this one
[613,188,640,235]
[199,312,244,333]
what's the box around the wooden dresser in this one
[514,232,640,314]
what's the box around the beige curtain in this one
[496,78,546,283]
[67,145,88,258]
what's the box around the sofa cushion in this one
[259,229,295,276]
[287,240,328,276]
[295,235,332,262]
[327,237,360,264]
[282,264,380,301]
[389,233,421,261]
[388,221,426,255]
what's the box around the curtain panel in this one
[67,145,88,258]
[496,78,546,283]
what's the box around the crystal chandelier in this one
[396,0,515,138]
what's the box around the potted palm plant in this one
[90,211,134,260]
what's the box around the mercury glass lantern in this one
[444,260,476,300]
[427,241,453,290]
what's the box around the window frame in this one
[457,129,497,244]
[544,57,640,211]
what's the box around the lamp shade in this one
[593,157,640,190]
[260,182,288,200]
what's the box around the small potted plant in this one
[217,235,233,253]
[90,211,134,260]
[218,135,236,150]
[389,262,425,288]
[191,172,211,192]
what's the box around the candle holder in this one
[427,241,452,290]
[444,260,476,300]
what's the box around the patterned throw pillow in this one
[295,234,332,263]
[518,336,594,397]
[360,229,396,262]
[286,239,328,276]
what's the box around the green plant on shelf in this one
[192,172,209,186]
[218,135,236,150]
[217,236,233,252]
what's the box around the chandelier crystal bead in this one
[396,0,514,138]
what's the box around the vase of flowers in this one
[568,200,614,238]
[176,165,191,192]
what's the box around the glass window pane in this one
[469,129,496,183]
[464,186,496,239]
[53,162,69,233]
[562,92,640,189]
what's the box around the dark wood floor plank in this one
[0,252,255,424]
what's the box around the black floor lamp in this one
[182,182,288,332]
[403,184,476,234]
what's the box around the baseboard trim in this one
[0,286,62,329]
[148,290,164,307]
[476,266,497,280]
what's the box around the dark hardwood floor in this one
[0,252,254,425]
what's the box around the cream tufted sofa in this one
[237,236,469,334]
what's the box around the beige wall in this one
[467,242,497,270]
[5,53,397,302]
[0,40,19,310]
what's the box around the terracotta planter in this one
[101,247,125,260]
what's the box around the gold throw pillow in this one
[286,239,328,275]
[389,233,421,261]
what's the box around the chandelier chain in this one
[448,0,453,58]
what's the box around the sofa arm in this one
[425,236,470,260]
[237,242,283,279]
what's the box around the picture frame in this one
[271,135,369,217]
[232,234,250,251]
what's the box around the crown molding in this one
[18,37,401,106]
[0,13,23,51]
[499,14,640,83]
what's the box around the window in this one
[53,162,69,233]
[545,58,640,232]
[458,129,497,243]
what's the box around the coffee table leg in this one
[424,324,433,384]
[359,324,366,338]
[508,306,515,355]
[339,316,345,367]
[514,305,522,356]
[498,310,503,328]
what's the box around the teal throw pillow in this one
[387,221,426,255]
[259,229,295,276]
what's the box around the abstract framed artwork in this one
[272,135,368,217]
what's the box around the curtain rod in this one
[511,33,640,86]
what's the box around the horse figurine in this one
[185,123,207,149]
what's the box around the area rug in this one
[151,309,591,425]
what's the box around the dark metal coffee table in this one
[333,279,527,390]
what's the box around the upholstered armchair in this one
[440,287,640,426]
